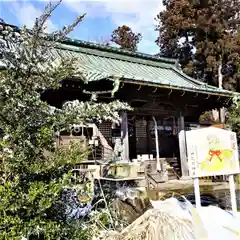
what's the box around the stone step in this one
[146,172,167,190]
[167,168,180,180]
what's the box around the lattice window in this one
[97,121,113,160]
[98,121,112,142]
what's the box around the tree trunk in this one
[218,58,225,123]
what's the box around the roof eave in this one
[118,78,236,98]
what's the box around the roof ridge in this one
[0,22,177,65]
[56,43,174,69]
[170,66,205,86]
[170,65,233,93]
[61,38,176,64]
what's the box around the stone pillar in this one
[121,112,129,161]
[178,113,189,178]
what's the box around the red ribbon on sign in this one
[208,149,222,162]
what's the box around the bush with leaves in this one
[226,96,240,141]
[0,1,130,239]
[199,111,219,124]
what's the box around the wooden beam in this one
[152,116,161,172]
[178,114,189,177]
[219,108,225,123]
[121,112,129,161]
[132,110,179,117]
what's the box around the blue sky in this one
[0,0,164,54]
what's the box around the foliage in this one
[0,1,130,239]
[156,0,240,90]
[226,96,240,140]
[111,25,142,52]
[199,111,219,124]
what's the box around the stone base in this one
[180,176,192,181]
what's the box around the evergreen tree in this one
[156,0,240,90]
[0,2,130,239]
[111,25,142,52]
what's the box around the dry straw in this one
[95,208,196,240]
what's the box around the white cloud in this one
[8,0,164,53]
[64,0,164,54]
[10,2,57,33]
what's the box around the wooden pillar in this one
[178,113,189,177]
[152,116,161,171]
[212,109,220,122]
[219,108,225,124]
[121,112,129,161]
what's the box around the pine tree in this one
[111,25,142,52]
[156,0,240,90]
[0,2,130,239]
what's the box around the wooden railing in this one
[199,175,228,182]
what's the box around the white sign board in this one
[186,127,240,178]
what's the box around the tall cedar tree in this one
[111,25,142,52]
[156,0,240,91]
[0,1,130,239]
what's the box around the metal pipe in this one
[152,116,161,172]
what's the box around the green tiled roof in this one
[0,23,236,96]
[52,40,234,97]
